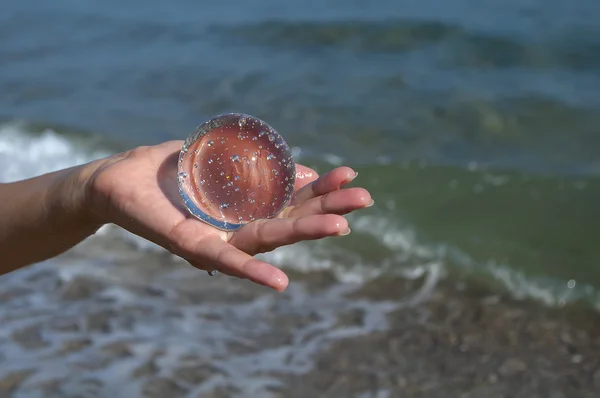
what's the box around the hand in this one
[88,141,373,291]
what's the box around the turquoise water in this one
[1,0,600,306]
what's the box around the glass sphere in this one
[177,113,296,231]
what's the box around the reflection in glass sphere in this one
[177,113,296,232]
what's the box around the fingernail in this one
[364,199,375,208]
[271,273,289,292]
[345,171,358,183]
[339,227,351,236]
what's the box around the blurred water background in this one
[1,1,600,396]
[2,0,600,305]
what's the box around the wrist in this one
[47,152,122,235]
[75,150,131,227]
[44,164,104,236]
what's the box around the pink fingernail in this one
[364,199,375,208]
[346,171,358,183]
[339,227,351,236]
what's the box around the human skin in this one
[0,140,373,291]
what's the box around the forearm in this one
[0,164,104,275]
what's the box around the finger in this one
[288,187,373,218]
[292,166,358,205]
[230,214,350,255]
[168,219,288,291]
[190,234,289,291]
[294,164,319,191]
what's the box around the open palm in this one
[89,140,372,291]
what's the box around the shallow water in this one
[0,237,410,397]
[1,1,600,319]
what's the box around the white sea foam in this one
[0,121,110,183]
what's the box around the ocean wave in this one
[0,121,112,183]
[89,212,600,313]
[216,18,600,72]
[216,18,464,54]
[2,120,600,312]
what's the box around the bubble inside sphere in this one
[177,113,296,231]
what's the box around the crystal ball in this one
[177,113,296,231]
